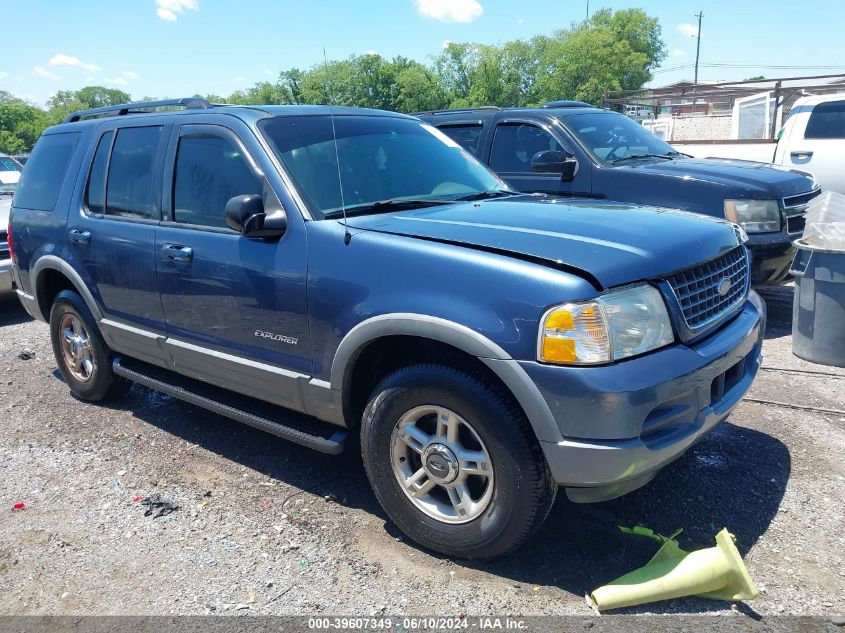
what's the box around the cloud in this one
[264,69,274,76]
[516,17,524,24]
[413,0,482,23]
[677,23,699,38]
[122,71,140,79]
[156,0,198,21]
[0,71,8,80]
[671,48,686,57]
[104,76,129,86]
[234,75,247,81]
[49,53,101,72]
[442,40,452,49]
[365,51,379,56]
[33,66,60,80]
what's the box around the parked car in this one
[10,98,765,559]
[0,182,14,296]
[0,153,22,185]
[12,154,30,165]
[673,93,845,196]
[416,102,819,286]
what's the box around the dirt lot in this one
[0,286,843,618]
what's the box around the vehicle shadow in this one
[757,284,793,340]
[0,296,31,327]
[471,420,791,614]
[92,378,789,614]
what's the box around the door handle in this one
[68,229,91,245]
[162,243,193,263]
[791,150,813,159]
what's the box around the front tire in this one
[49,290,131,402]
[361,364,556,560]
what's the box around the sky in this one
[3,0,845,107]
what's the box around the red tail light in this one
[6,222,14,263]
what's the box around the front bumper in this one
[747,231,796,286]
[0,258,12,296]
[523,292,766,503]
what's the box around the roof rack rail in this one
[62,97,213,124]
[412,105,502,117]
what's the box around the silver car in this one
[1,183,14,296]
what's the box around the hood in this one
[617,157,815,198]
[348,196,741,289]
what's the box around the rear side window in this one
[172,133,262,228]
[438,124,483,156]
[13,133,80,211]
[805,100,845,139]
[490,123,563,173]
[85,131,114,215]
[105,126,163,219]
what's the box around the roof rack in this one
[62,97,213,124]
[412,105,502,117]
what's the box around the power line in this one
[654,62,845,74]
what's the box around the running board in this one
[113,356,348,454]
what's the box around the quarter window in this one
[85,131,113,215]
[172,133,262,229]
[804,100,845,139]
[13,132,80,211]
[490,124,564,173]
[105,126,163,219]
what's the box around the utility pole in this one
[693,11,703,86]
[586,0,590,21]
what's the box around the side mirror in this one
[225,194,286,239]
[531,150,579,182]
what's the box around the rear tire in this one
[49,290,131,402]
[361,364,556,560]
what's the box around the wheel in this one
[361,364,556,560]
[49,290,131,402]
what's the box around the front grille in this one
[665,247,750,332]
[0,231,8,260]
[783,188,820,236]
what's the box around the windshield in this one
[563,112,678,165]
[259,115,508,219]
[0,156,22,172]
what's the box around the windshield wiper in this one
[610,152,680,165]
[323,198,454,220]
[452,189,518,202]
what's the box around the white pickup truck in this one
[673,94,845,194]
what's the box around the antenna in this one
[323,47,351,246]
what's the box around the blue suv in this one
[9,98,765,559]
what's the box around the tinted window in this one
[260,115,504,219]
[564,112,676,163]
[0,157,20,172]
[438,124,483,155]
[490,124,564,172]
[85,131,113,215]
[173,133,262,228]
[805,100,845,139]
[13,133,80,211]
[106,126,162,219]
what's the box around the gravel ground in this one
[0,285,843,618]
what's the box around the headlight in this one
[724,199,781,233]
[538,284,674,365]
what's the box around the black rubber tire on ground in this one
[49,290,132,402]
[360,364,557,560]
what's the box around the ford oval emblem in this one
[717,277,732,296]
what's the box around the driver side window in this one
[490,123,564,173]
[172,132,262,229]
